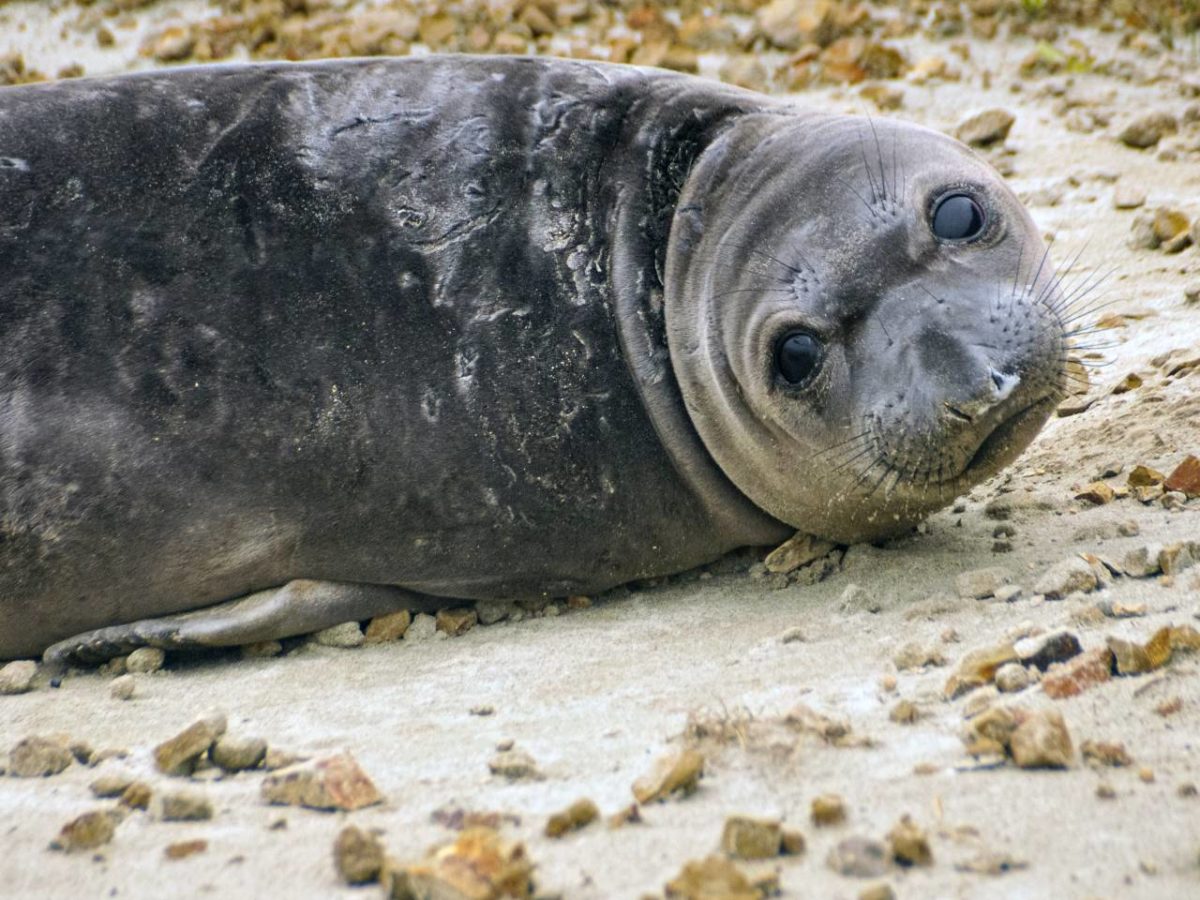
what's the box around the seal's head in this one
[666,113,1067,543]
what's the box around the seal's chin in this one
[958,394,1058,483]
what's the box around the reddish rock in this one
[1164,455,1200,497]
[261,751,383,811]
[1042,648,1114,699]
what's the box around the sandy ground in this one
[1,3,1199,899]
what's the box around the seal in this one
[0,56,1065,663]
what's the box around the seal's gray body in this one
[0,57,1064,662]
[0,57,789,658]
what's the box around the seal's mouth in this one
[960,394,1057,479]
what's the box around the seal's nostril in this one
[988,367,1019,401]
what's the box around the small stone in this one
[827,836,889,878]
[49,810,118,852]
[1128,465,1166,487]
[120,782,153,810]
[1096,783,1117,799]
[8,735,73,777]
[0,659,37,694]
[1138,766,1156,783]
[1074,482,1115,505]
[1009,708,1073,769]
[1034,556,1098,599]
[943,641,1018,698]
[889,700,921,723]
[545,798,599,838]
[993,585,1023,603]
[859,885,896,900]
[1014,629,1083,671]
[126,647,166,673]
[488,749,543,782]
[211,735,267,772]
[839,583,882,613]
[720,815,782,860]
[1042,648,1114,699]
[404,612,439,642]
[312,621,364,648]
[1162,491,1187,510]
[954,851,1029,874]
[165,839,208,860]
[364,609,412,644]
[154,710,227,776]
[90,772,136,798]
[887,815,932,867]
[109,674,136,701]
[1122,545,1163,578]
[781,828,806,856]
[1113,183,1147,209]
[1118,112,1178,148]
[1108,627,1173,675]
[956,566,1012,599]
[157,788,213,822]
[384,827,534,900]
[632,749,704,803]
[663,855,756,899]
[994,663,1035,693]
[955,108,1015,146]
[261,751,383,811]
[892,642,946,670]
[764,532,836,574]
[1164,455,1200,497]
[1081,740,1132,768]
[1160,542,1196,576]
[811,793,846,827]
[436,608,477,637]
[780,626,806,644]
[1177,783,1198,798]
[334,825,385,885]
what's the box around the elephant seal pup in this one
[0,56,1065,663]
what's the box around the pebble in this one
[364,609,411,643]
[1081,740,1132,767]
[261,751,383,811]
[1074,481,1115,504]
[1014,629,1083,670]
[764,532,836,574]
[718,815,782,860]
[109,674,136,701]
[1165,455,1200,497]
[827,836,890,878]
[890,700,921,723]
[1113,183,1147,209]
[859,885,896,900]
[994,663,1035,693]
[943,641,1018,699]
[312,621,365,648]
[1096,783,1117,799]
[892,642,946,670]
[1122,545,1163,578]
[211,735,268,772]
[157,788,213,822]
[780,626,806,644]
[993,584,1023,603]
[404,613,440,642]
[1159,542,1197,576]
[435,607,477,636]
[1128,465,1166,487]
[334,825,384,885]
[488,749,543,782]
[154,710,227,776]
[1033,556,1099,599]
[164,839,208,860]
[120,782,153,810]
[887,815,932,866]
[811,793,847,827]
[840,583,882,613]
[1009,708,1074,768]
[1117,111,1178,148]
[384,828,533,900]
[49,810,119,852]
[632,749,704,803]
[546,798,599,838]
[8,735,73,777]
[126,647,166,673]
[0,659,37,695]
[955,107,1015,146]
[955,566,1013,599]
[1107,627,1172,675]
[663,854,757,899]
[1042,648,1115,699]
[90,772,136,798]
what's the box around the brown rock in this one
[488,749,543,781]
[633,749,704,803]
[1118,112,1177,149]
[157,789,213,822]
[153,710,227,776]
[811,793,846,826]
[119,782,153,810]
[1160,542,1197,576]
[892,642,946,670]
[720,816,782,860]
[90,772,136,798]
[859,82,904,110]
[545,798,599,838]
[887,815,932,867]
[165,839,208,860]
[994,663,1035,694]
[126,647,165,673]
[1127,465,1166,487]
[261,751,383,811]
[49,810,118,852]
[764,532,836,574]
[8,735,73,778]
[781,827,806,855]
[335,825,385,885]
[1009,708,1073,768]
[1164,455,1200,497]
[889,699,921,723]
[1108,627,1173,675]
[943,641,1018,698]
[664,854,758,900]
[859,885,896,900]
[955,108,1015,146]
[0,659,37,695]
[364,609,412,644]
[384,828,534,900]
[1081,740,1132,768]
[1074,481,1115,504]
[211,735,267,772]
[1042,648,1114,699]
[436,608,478,637]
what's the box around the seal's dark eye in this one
[775,331,822,386]
[931,193,986,241]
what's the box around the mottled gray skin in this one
[0,56,1063,662]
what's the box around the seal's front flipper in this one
[43,580,427,666]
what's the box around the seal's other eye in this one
[931,193,986,241]
[775,331,823,386]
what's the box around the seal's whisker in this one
[836,175,881,222]
[1024,243,1054,302]
[865,114,890,202]
[1009,243,1025,300]
[815,429,872,457]
[856,125,880,204]
[1047,264,1117,317]
[1035,239,1092,309]
[833,445,877,474]
[918,284,948,306]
